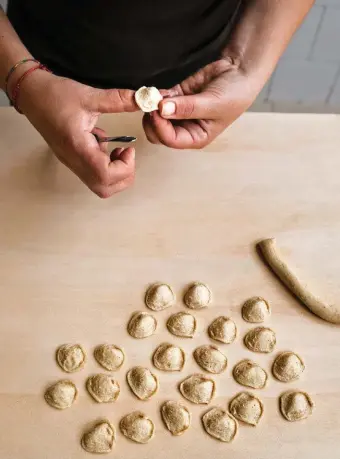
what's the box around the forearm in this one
[0,6,34,90]
[224,0,315,83]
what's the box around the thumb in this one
[159,93,222,120]
[90,88,139,114]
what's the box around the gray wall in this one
[252,0,340,113]
[1,0,340,113]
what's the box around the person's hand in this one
[18,70,138,198]
[143,58,262,149]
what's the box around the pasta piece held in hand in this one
[44,380,78,410]
[242,297,271,323]
[184,282,212,309]
[233,359,268,389]
[208,316,237,344]
[202,407,238,443]
[81,420,116,454]
[272,352,305,382]
[56,344,86,373]
[229,392,264,426]
[86,374,120,403]
[153,343,185,372]
[167,312,196,338]
[127,366,158,401]
[193,345,227,374]
[120,411,155,443]
[244,327,276,353]
[145,283,175,311]
[179,374,216,405]
[161,401,191,436]
[135,86,163,112]
[127,311,157,339]
[280,390,314,421]
[94,344,125,371]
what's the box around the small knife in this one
[93,134,137,143]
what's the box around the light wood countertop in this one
[0,108,340,458]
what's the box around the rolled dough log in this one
[258,238,340,324]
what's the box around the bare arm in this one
[0,6,35,91]
[0,6,139,198]
[223,0,316,86]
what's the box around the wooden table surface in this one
[0,108,340,459]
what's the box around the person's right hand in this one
[17,70,139,198]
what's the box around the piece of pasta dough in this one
[145,283,175,311]
[161,401,191,436]
[208,316,237,344]
[120,411,155,443]
[242,297,271,323]
[193,345,227,374]
[244,327,276,353]
[126,366,158,400]
[94,344,125,371]
[179,374,216,405]
[233,359,268,389]
[272,352,305,382]
[81,420,116,454]
[202,407,238,443]
[167,312,196,338]
[135,86,163,112]
[153,343,185,372]
[86,374,120,403]
[56,344,86,373]
[184,282,212,309]
[280,390,314,421]
[229,392,264,426]
[127,311,157,339]
[44,380,78,410]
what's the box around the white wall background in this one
[1,0,340,113]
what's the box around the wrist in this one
[6,60,38,98]
[11,67,56,115]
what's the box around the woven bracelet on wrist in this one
[5,58,40,99]
[11,63,52,114]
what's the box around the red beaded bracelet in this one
[10,63,52,114]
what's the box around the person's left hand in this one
[143,58,263,149]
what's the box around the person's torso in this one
[7,0,242,88]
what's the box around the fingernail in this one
[161,101,176,117]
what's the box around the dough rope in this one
[258,238,340,324]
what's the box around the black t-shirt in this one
[7,0,242,89]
